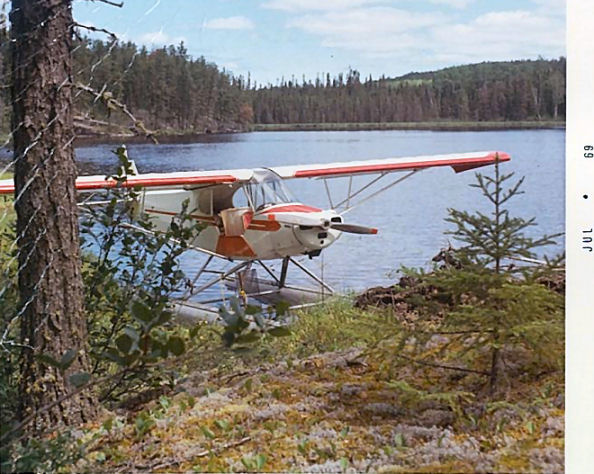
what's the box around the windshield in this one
[243,169,295,211]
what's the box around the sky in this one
[73,0,566,85]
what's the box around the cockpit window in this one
[242,169,295,211]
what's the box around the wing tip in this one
[452,151,511,173]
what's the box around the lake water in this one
[1,129,565,295]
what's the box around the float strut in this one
[279,256,290,288]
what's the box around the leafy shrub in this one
[0,431,84,473]
[80,147,204,403]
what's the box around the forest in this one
[250,59,566,125]
[0,34,566,139]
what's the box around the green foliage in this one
[241,453,267,471]
[0,147,208,471]
[69,37,250,133]
[134,410,156,439]
[387,380,475,418]
[391,161,564,393]
[219,296,292,349]
[0,431,84,473]
[0,220,20,432]
[80,147,203,402]
[4,32,565,134]
[264,298,376,358]
[445,158,561,272]
[251,59,566,124]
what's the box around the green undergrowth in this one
[0,279,564,472]
[73,298,563,473]
[183,298,384,373]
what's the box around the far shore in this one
[252,121,565,132]
[0,121,566,148]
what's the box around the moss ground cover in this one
[74,298,563,473]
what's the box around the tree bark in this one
[10,0,97,433]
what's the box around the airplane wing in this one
[269,151,510,179]
[0,151,509,196]
[0,168,254,195]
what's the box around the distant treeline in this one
[70,39,251,133]
[0,36,251,136]
[0,32,566,137]
[250,60,566,124]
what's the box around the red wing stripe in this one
[0,175,238,195]
[75,174,237,190]
[293,152,510,178]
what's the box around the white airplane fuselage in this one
[141,187,342,260]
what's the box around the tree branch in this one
[89,0,124,7]
[73,22,118,41]
[397,354,489,376]
[74,82,158,144]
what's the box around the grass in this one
[252,121,565,132]
[75,299,563,473]
[177,297,384,376]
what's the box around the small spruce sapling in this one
[402,156,563,393]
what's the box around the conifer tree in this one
[401,157,563,394]
[446,157,559,274]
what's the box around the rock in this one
[417,409,455,427]
[340,383,366,397]
[363,402,402,417]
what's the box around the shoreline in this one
[252,121,565,132]
[1,121,566,148]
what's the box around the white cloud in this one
[138,30,169,43]
[287,7,445,56]
[430,10,565,62]
[203,16,255,30]
[289,7,443,36]
[263,0,383,11]
[138,30,185,46]
[429,0,474,8]
[282,2,564,63]
[264,0,476,11]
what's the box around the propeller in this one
[331,223,377,234]
[269,213,377,235]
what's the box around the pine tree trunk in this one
[489,338,501,394]
[10,0,97,433]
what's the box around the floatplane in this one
[0,150,510,320]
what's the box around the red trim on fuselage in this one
[247,219,282,231]
[146,209,280,232]
[260,204,322,214]
[216,235,256,258]
[293,152,511,178]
